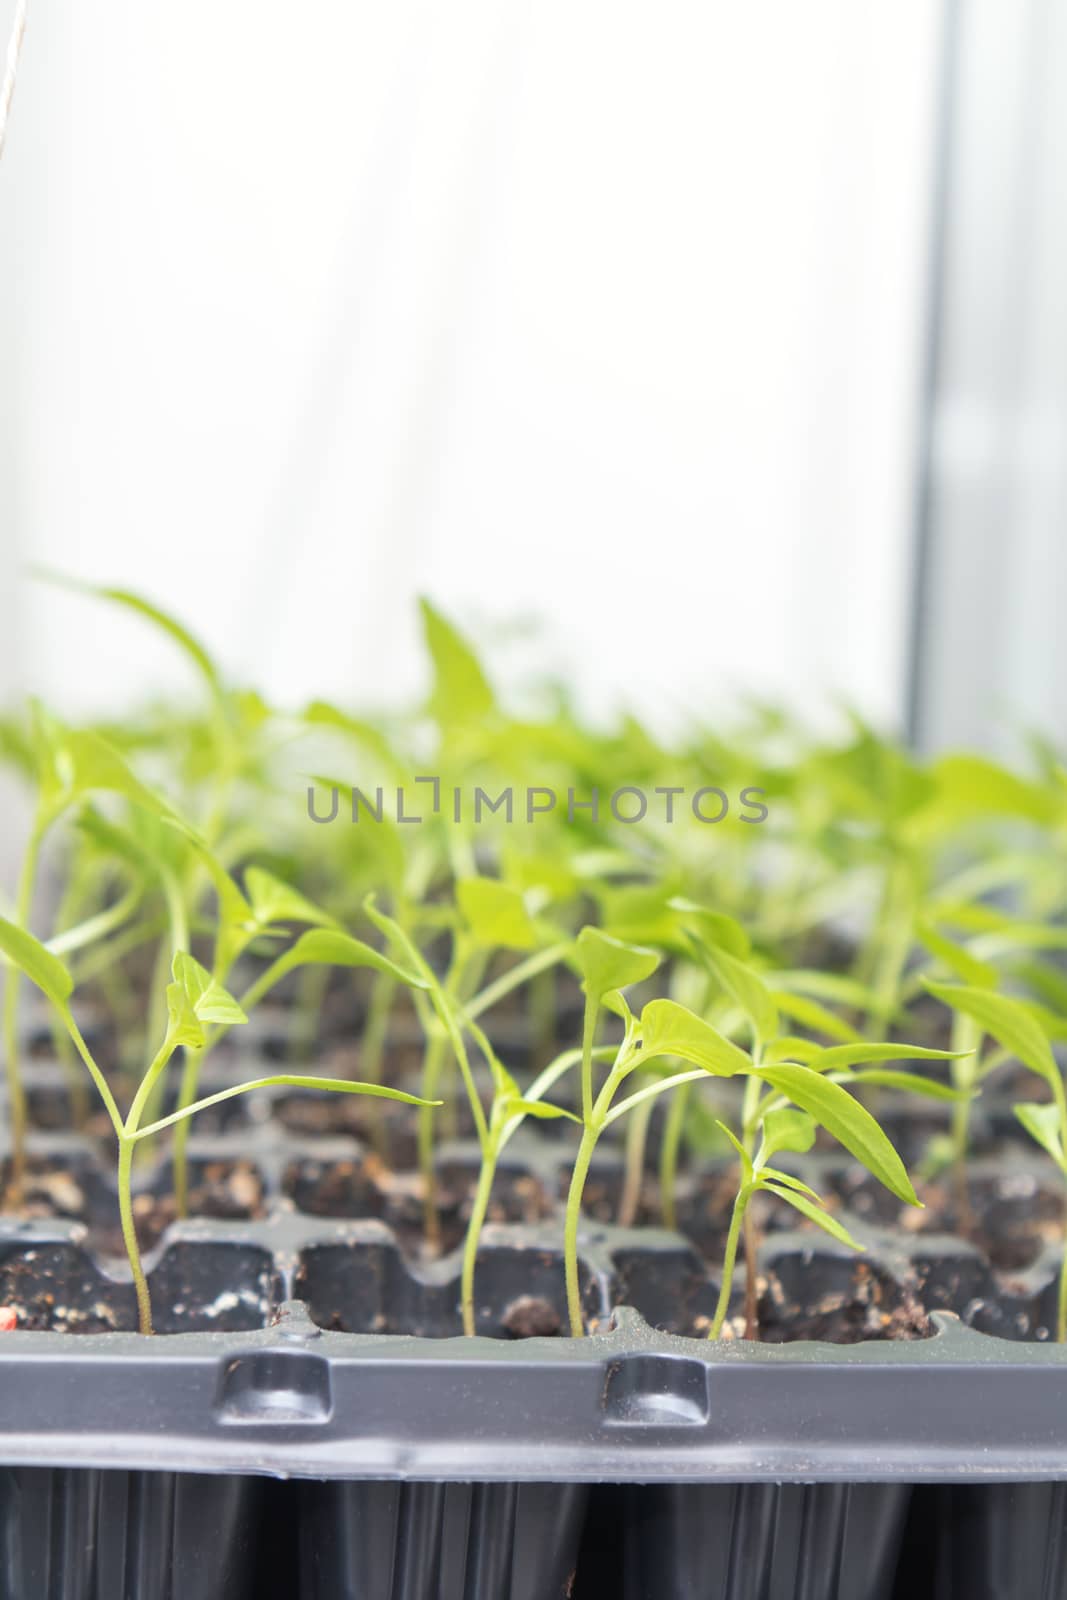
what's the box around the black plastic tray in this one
[0,1306,1066,1599]
[2,1053,1067,1598]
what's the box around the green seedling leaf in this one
[756,1063,919,1205]
[75,806,155,875]
[601,987,637,1026]
[806,1042,967,1074]
[303,701,404,775]
[500,844,581,903]
[604,1069,710,1126]
[770,990,860,1045]
[134,1075,440,1140]
[812,725,935,826]
[244,867,335,932]
[758,1166,821,1201]
[458,877,538,951]
[760,1183,864,1249]
[265,927,427,990]
[575,927,660,1000]
[772,970,883,1011]
[166,981,206,1050]
[1017,960,1067,1019]
[35,722,176,822]
[600,890,751,959]
[46,880,144,959]
[361,893,419,956]
[763,1035,822,1064]
[930,900,1025,936]
[1014,1102,1065,1165]
[0,916,74,1008]
[916,753,1060,830]
[698,941,778,1044]
[713,1120,753,1180]
[639,999,750,1077]
[761,1107,816,1159]
[29,700,76,813]
[923,980,1060,1089]
[599,884,685,950]
[667,898,751,957]
[571,848,643,882]
[915,917,997,988]
[420,598,495,725]
[833,1069,972,1102]
[0,713,34,779]
[172,951,248,1027]
[1022,1002,1067,1045]
[34,574,224,702]
[467,1024,516,1101]
[502,1096,580,1123]
[162,817,257,968]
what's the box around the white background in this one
[0,2,940,729]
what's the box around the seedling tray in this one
[0,1306,1066,1600]
[2,1058,1067,1598]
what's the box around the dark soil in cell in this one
[0,1150,267,1255]
[284,1152,553,1260]
[2,1048,1066,1344]
[0,1233,277,1333]
[825,1160,1065,1273]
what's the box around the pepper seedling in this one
[705,1036,972,1339]
[455,1017,594,1336]
[1,709,183,1198]
[0,916,437,1334]
[925,979,1067,1341]
[559,925,969,1339]
[369,877,571,1250]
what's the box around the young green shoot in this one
[925,979,1067,1340]
[367,880,570,1252]
[1,711,178,1199]
[456,1015,594,1336]
[0,916,437,1335]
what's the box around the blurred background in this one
[0,0,1063,751]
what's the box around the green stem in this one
[580,994,598,1125]
[125,1038,177,1136]
[133,974,184,1175]
[709,1184,751,1340]
[659,1077,691,1230]
[619,1086,653,1227]
[949,1015,980,1200]
[172,1046,202,1218]
[867,857,914,1035]
[441,948,486,1141]
[742,1208,759,1339]
[117,1135,153,1335]
[36,1005,145,1330]
[48,1010,91,1128]
[430,978,488,1151]
[73,913,167,984]
[465,943,570,1022]
[419,1030,449,1249]
[360,970,397,1156]
[47,880,143,957]
[59,1007,125,1138]
[144,870,189,1060]
[289,960,330,1063]
[530,960,557,1066]
[361,970,396,1085]
[460,1134,499,1337]
[740,1073,763,1150]
[564,1121,599,1337]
